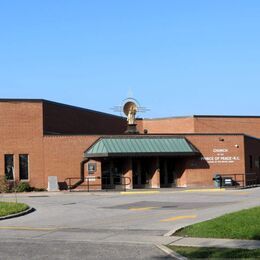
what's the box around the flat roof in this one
[0,98,124,119]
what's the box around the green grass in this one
[0,201,29,217]
[168,245,260,259]
[175,207,260,240]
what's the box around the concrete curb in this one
[164,228,179,237]
[155,244,187,260]
[0,207,35,221]
[168,236,260,250]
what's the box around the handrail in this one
[65,175,132,192]
[218,173,258,188]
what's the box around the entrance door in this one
[132,159,144,188]
[160,158,176,187]
[101,159,123,189]
[132,158,150,188]
[142,158,151,188]
[102,160,111,189]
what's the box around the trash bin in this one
[222,177,233,187]
[213,174,222,188]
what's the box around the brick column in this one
[150,157,160,188]
[123,158,133,189]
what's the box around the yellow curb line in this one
[120,191,160,195]
[182,189,226,192]
[129,207,158,211]
[160,215,197,222]
[0,226,58,231]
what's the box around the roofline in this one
[194,115,260,118]
[140,116,192,120]
[85,152,199,158]
[142,115,260,120]
[1,99,260,119]
[0,98,45,103]
[43,133,257,139]
[0,98,124,119]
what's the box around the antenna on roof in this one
[111,97,149,117]
[111,96,150,134]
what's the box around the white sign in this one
[47,176,59,191]
[86,176,96,182]
[201,148,240,164]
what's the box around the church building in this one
[0,98,259,191]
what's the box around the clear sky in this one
[1,0,260,118]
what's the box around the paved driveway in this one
[1,187,260,259]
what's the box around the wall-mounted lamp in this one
[235,144,239,148]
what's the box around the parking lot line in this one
[160,215,197,222]
[120,191,160,195]
[234,192,250,195]
[182,189,226,192]
[128,207,158,211]
[0,226,58,231]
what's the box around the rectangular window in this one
[19,154,29,180]
[5,154,14,180]
[249,155,253,169]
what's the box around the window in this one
[249,155,253,169]
[5,154,14,180]
[19,154,29,180]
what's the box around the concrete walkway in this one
[169,236,260,250]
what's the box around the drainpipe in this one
[80,158,89,181]
[69,158,89,190]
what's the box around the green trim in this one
[84,136,199,158]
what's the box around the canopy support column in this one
[123,158,133,189]
[150,157,160,188]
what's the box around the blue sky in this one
[1,0,260,118]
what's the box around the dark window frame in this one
[4,154,14,180]
[249,155,253,170]
[19,154,29,180]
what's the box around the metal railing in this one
[219,173,258,188]
[245,172,258,187]
[65,176,131,192]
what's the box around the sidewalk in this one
[169,236,260,250]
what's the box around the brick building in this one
[1,99,259,190]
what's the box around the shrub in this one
[0,176,10,193]
[14,182,32,192]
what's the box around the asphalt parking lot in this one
[1,187,260,259]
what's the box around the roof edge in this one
[0,98,125,119]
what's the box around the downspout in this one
[81,158,89,181]
[70,158,89,189]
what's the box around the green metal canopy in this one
[84,136,199,158]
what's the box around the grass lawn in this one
[175,206,260,240]
[0,201,29,217]
[169,245,260,259]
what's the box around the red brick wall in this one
[43,135,100,187]
[43,101,127,135]
[1,100,259,189]
[140,116,260,138]
[39,133,250,189]
[194,117,260,138]
[140,117,195,134]
[0,101,45,188]
[181,135,245,187]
